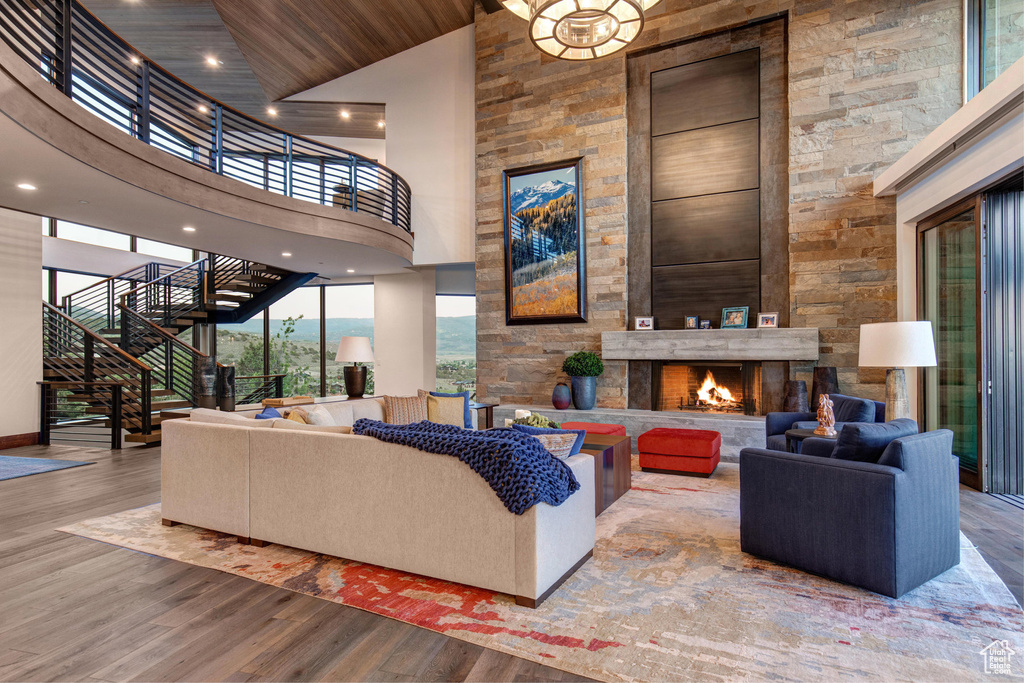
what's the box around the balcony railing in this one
[0,0,411,232]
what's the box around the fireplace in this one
[653,361,763,416]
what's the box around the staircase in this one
[42,255,316,445]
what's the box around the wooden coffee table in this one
[579,434,632,515]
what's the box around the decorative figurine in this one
[814,394,837,437]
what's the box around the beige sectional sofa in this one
[161,402,596,607]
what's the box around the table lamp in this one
[335,336,374,398]
[858,321,937,421]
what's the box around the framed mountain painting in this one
[502,157,586,325]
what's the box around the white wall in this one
[309,136,386,166]
[373,268,436,396]
[291,26,476,266]
[0,208,42,440]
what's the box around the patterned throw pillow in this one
[384,394,428,424]
[426,395,465,427]
[533,432,580,460]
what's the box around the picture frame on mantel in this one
[502,157,586,325]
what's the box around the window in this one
[967,0,1024,97]
[325,285,375,396]
[436,295,476,398]
[55,221,131,251]
[136,238,193,263]
[268,286,321,397]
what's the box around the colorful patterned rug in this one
[58,464,1022,682]
[0,455,92,481]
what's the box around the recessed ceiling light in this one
[346,269,355,273]
[198,105,209,113]
[266,107,277,116]
[79,200,89,204]
[129,56,140,65]
[340,110,350,119]
[16,183,37,191]
[282,252,292,257]
[377,120,385,128]
[183,226,196,232]
[205,56,222,66]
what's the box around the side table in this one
[580,434,632,515]
[469,401,498,429]
[785,427,837,454]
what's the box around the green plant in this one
[512,413,561,429]
[562,350,604,377]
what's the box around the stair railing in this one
[235,374,285,405]
[206,254,284,300]
[39,380,123,449]
[61,262,179,335]
[42,302,152,434]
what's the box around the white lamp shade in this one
[858,321,937,368]
[335,336,374,363]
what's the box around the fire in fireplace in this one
[653,361,763,416]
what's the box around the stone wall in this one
[475,0,962,407]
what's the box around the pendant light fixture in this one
[500,0,662,60]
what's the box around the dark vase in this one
[570,376,597,410]
[783,380,809,412]
[344,365,367,398]
[811,367,839,407]
[552,382,571,410]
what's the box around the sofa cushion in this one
[830,394,877,424]
[271,420,352,434]
[322,402,355,426]
[831,419,919,463]
[426,395,466,427]
[255,407,281,420]
[423,389,472,429]
[351,398,385,422]
[511,424,586,456]
[766,433,789,452]
[383,395,426,424]
[189,408,277,428]
[304,404,335,427]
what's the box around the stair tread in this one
[125,432,162,444]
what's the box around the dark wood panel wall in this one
[626,19,790,410]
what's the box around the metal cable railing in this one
[0,0,412,233]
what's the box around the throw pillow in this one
[831,418,919,463]
[255,407,281,420]
[511,424,586,456]
[532,432,580,460]
[286,409,308,425]
[383,394,427,424]
[305,404,336,426]
[429,390,472,429]
[426,395,465,427]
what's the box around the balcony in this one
[0,0,413,274]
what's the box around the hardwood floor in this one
[1,445,1020,682]
[0,445,592,683]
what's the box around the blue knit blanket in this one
[351,419,580,515]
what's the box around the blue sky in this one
[508,165,576,200]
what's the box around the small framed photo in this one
[685,315,699,329]
[635,316,654,330]
[699,320,712,330]
[721,306,749,329]
[757,312,779,328]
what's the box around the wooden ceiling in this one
[81,0,391,139]
[209,0,476,101]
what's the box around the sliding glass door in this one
[919,197,983,488]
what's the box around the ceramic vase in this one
[552,382,571,410]
[570,376,597,410]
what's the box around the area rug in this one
[58,464,1023,682]
[0,455,92,481]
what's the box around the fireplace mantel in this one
[601,329,819,362]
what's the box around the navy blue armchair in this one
[765,393,884,452]
[740,429,960,598]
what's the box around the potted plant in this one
[562,351,604,410]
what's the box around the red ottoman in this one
[560,421,627,437]
[638,428,721,478]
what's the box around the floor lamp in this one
[335,336,374,398]
[858,321,937,422]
